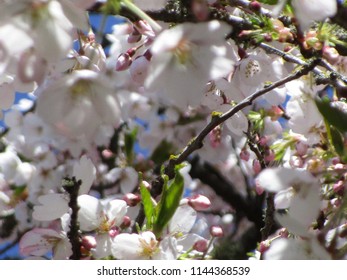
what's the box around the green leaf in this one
[330,126,344,156]
[258,0,278,4]
[101,0,122,14]
[315,96,347,133]
[153,166,185,238]
[139,179,156,229]
[124,127,138,164]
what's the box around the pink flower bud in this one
[253,159,262,174]
[123,193,141,207]
[192,0,210,22]
[121,216,132,229]
[115,53,132,71]
[255,181,264,195]
[81,235,97,250]
[295,141,308,156]
[278,228,289,238]
[193,239,208,252]
[188,194,211,211]
[333,180,345,195]
[135,20,155,38]
[210,225,224,237]
[258,240,270,254]
[101,149,113,159]
[264,149,275,163]
[249,1,261,12]
[109,228,119,238]
[240,148,250,162]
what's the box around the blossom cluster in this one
[0,0,347,260]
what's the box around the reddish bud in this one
[121,216,132,229]
[333,181,345,195]
[115,53,132,71]
[123,193,141,207]
[240,148,250,162]
[188,194,211,211]
[258,240,270,254]
[210,225,224,238]
[249,1,261,12]
[81,235,97,250]
[192,0,210,22]
[193,239,208,252]
[253,159,262,174]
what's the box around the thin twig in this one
[165,58,321,179]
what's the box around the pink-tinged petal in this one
[105,199,127,226]
[33,194,69,221]
[73,155,96,195]
[19,228,62,257]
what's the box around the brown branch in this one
[165,58,321,179]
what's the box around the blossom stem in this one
[164,58,321,180]
[121,0,162,33]
[63,177,82,260]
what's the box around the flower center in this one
[244,59,261,79]
[174,39,193,65]
[139,236,159,258]
[70,79,91,99]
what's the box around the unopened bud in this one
[193,239,208,252]
[240,148,250,162]
[81,235,97,250]
[121,216,132,229]
[278,228,289,238]
[188,194,211,211]
[258,240,270,254]
[210,225,224,237]
[192,0,210,21]
[109,228,119,238]
[123,193,141,207]
[249,1,261,12]
[115,53,132,71]
[253,159,262,174]
[333,180,345,195]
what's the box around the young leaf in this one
[124,127,138,164]
[139,180,155,229]
[315,96,347,133]
[153,166,185,238]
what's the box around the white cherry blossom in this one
[145,20,235,108]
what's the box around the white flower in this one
[145,20,234,108]
[257,167,321,236]
[292,0,337,30]
[36,70,122,139]
[105,167,138,194]
[264,237,331,260]
[77,195,127,232]
[112,231,177,260]
[19,228,72,259]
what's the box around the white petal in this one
[73,155,96,195]
[111,233,143,260]
[33,194,69,221]
[78,195,102,231]
[105,199,127,226]
[256,167,316,192]
[169,204,197,233]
